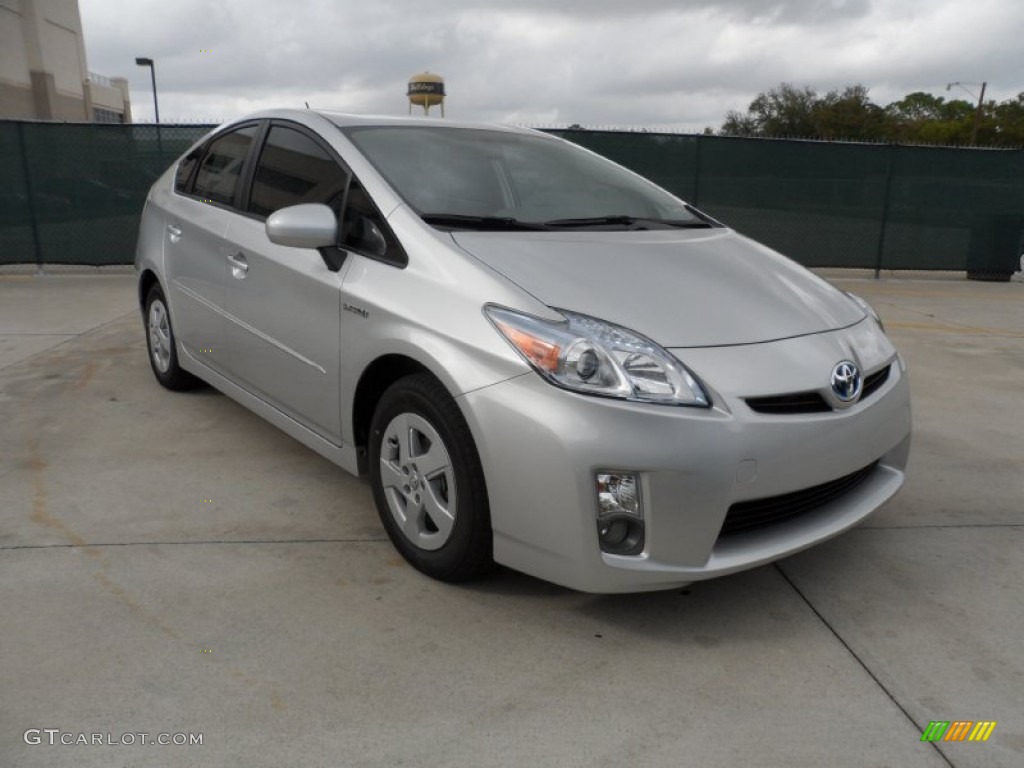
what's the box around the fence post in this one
[156,122,165,169]
[692,134,703,206]
[15,122,44,274]
[874,142,896,279]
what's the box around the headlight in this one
[484,305,710,407]
[846,292,885,333]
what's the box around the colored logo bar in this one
[921,721,997,742]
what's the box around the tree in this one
[720,83,1024,146]
[990,93,1024,146]
[814,85,887,141]
[745,83,819,137]
[884,93,974,144]
[720,83,883,140]
[720,110,758,136]
[885,91,946,122]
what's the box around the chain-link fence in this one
[2,121,1023,277]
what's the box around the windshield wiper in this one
[421,213,547,231]
[543,215,713,229]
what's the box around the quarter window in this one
[174,146,204,194]
[192,125,258,207]
[340,176,405,264]
[248,126,349,218]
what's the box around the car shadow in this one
[457,562,812,647]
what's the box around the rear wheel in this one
[369,374,493,581]
[144,285,202,391]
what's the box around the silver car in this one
[135,109,911,593]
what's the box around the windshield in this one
[342,126,709,230]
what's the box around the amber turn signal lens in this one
[496,322,561,371]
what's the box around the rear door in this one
[162,123,260,375]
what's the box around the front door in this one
[221,123,351,442]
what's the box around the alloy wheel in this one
[148,299,172,374]
[378,412,457,551]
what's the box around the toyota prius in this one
[135,109,911,593]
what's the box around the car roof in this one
[233,107,536,135]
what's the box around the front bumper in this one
[459,324,911,593]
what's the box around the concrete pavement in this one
[1,273,1021,767]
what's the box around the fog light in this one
[596,472,645,556]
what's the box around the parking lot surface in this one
[1,272,1022,767]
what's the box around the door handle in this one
[226,251,249,278]
[167,224,182,243]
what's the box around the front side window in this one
[248,125,349,217]
[192,125,258,207]
[342,125,706,228]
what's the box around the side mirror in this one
[266,203,337,249]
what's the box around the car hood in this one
[452,228,864,347]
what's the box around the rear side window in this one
[248,125,349,218]
[192,125,258,207]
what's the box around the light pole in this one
[946,81,987,146]
[134,57,160,123]
[135,56,164,165]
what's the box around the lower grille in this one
[720,461,879,536]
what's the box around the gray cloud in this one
[79,0,1023,128]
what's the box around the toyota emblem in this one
[831,360,862,403]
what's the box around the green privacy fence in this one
[2,120,1023,276]
[549,130,1024,277]
[0,121,213,267]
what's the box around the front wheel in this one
[369,374,493,582]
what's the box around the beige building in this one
[0,0,131,122]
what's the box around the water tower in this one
[408,72,445,117]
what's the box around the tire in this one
[369,373,493,582]
[144,284,202,391]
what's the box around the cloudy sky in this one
[79,0,1023,129]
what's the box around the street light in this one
[135,56,164,165]
[946,80,987,146]
[135,57,159,123]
